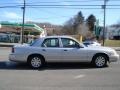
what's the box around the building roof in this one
[0,22,44,32]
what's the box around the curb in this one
[111,47,120,51]
[0,45,13,47]
[115,49,120,51]
[0,43,22,47]
[113,49,120,51]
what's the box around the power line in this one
[23,0,120,3]
[25,4,120,6]
[0,0,106,5]
[0,4,120,9]
[25,7,120,9]
[26,0,103,4]
[1,6,120,10]
[26,5,101,6]
[0,4,120,7]
[1,0,120,5]
[0,6,21,8]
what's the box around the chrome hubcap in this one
[31,57,41,68]
[95,56,106,67]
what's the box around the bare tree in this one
[62,11,85,35]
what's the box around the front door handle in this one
[64,50,68,51]
[42,49,46,51]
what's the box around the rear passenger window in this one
[42,38,59,47]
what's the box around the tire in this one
[28,55,44,69]
[92,54,108,68]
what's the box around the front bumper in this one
[109,54,119,62]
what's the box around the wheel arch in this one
[27,53,45,63]
[92,53,109,62]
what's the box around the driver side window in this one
[61,38,79,48]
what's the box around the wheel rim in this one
[31,57,42,68]
[95,56,106,67]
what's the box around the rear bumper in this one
[9,53,26,63]
[9,54,16,62]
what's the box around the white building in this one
[107,26,120,40]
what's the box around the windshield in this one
[30,39,39,46]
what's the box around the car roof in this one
[41,35,74,39]
[83,40,98,43]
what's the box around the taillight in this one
[12,47,14,53]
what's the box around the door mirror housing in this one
[75,44,84,48]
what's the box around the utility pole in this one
[20,0,26,44]
[103,0,109,46]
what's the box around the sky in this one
[0,0,120,26]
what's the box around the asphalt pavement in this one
[0,47,120,90]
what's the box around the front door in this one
[61,38,87,62]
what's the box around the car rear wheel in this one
[28,56,44,69]
[92,54,107,68]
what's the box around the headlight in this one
[108,52,115,56]
[108,50,117,56]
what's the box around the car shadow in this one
[43,63,96,70]
[0,61,31,70]
[0,61,104,70]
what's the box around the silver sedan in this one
[9,36,119,69]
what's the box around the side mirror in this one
[75,45,80,48]
[80,46,84,48]
[76,44,84,48]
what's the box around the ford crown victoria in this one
[9,36,119,69]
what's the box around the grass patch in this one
[105,40,120,47]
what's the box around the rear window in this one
[30,39,40,46]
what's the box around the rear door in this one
[40,38,62,62]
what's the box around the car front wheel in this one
[92,54,108,68]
